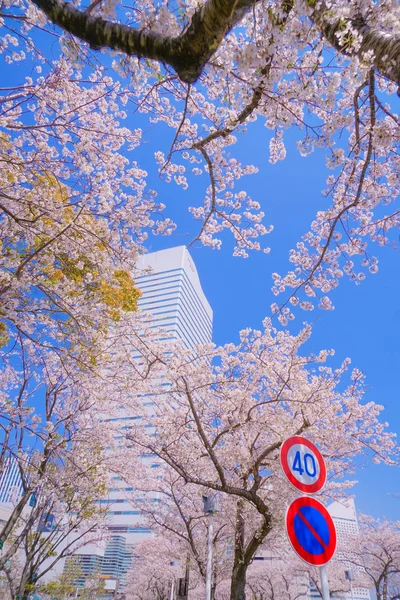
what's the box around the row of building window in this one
[147,301,211,347]
[140,305,207,348]
[143,310,207,349]
[137,268,212,329]
[137,269,212,338]
[108,510,141,515]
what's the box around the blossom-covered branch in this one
[30,0,400,85]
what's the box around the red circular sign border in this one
[285,496,337,566]
[280,436,327,494]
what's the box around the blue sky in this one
[134,113,400,521]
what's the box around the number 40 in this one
[292,451,317,477]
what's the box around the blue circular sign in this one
[294,504,330,554]
[286,496,337,566]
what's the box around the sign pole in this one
[319,565,330,600]
[203,494,219,600]
[170,579,175,600]
[349,579,355,600]
[345,570,355,600]
[205,513,213,600]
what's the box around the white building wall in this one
[135,245,213,348]
[106,246,212,535]
[0,457,23,504]
[84,246,213,588]
[329,499,370,600]
[308,499,371,600]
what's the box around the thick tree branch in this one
[30,0,400,85]
[310,1,400,87]
[31,0,254,83]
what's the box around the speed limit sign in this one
[280,436,327,494]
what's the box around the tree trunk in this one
[383,573,388,600]
[228,497,273,600]
[16,570,34,600]
[230,563,247,600]
[376,581,382,600]
[0,492,31,557]
[230,500,247,600]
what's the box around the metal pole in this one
[170,579,175,600]
[345,569,355,600]
[205,513,214,600]
[349,579,355,600]
[319,565,331,600]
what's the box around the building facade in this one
[0,457,23,504]
[307,499,371,600]
[71,246,213,593]
[135,245,213,348]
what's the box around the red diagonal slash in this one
[296,508,328,551]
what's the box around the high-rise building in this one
[0,457,23,504]
[307,499,371,600]
[66,246,213,594]
[329,499,370,600]
[252,498,372,600]
[135,245,213,348]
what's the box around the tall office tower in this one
[67,246,213,595]
[329,499,370,600]
[253,499,372,600]
[0,457,23,504]
[307,499,371,600]
[135,245,213,348]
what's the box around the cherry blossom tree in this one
[0,0,396,315]
[0,24,158,580]
[0,20,178,592]
[0,3,399,598]
[0,349,113,600]
[28,0,400,88]
[0,307,184,598]
[344,516,400,600]
[119,323,397,600]
[246,558,311,600]
[39,561,107,600]
[246,551,365,600]
[124,473,234,599]
[0,0,398,317]
[122,469,375,600]
[125,538,190,600]
[2,470,108,600]
[128,469,369,600]
[0,55,153,362]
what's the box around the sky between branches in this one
[1,0,399,522]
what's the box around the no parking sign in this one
[285,496,337,566]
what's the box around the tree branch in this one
[310,1,400,87]
[30,0,400,85]
[31,0,255,83]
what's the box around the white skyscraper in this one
[307,499,371,600]
[0,457,23,504]
[69,246,213,594]
[135,245,213,347]
[328,499,370,600]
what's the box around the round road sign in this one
[285,496,337,566]
[280,435,326,494]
